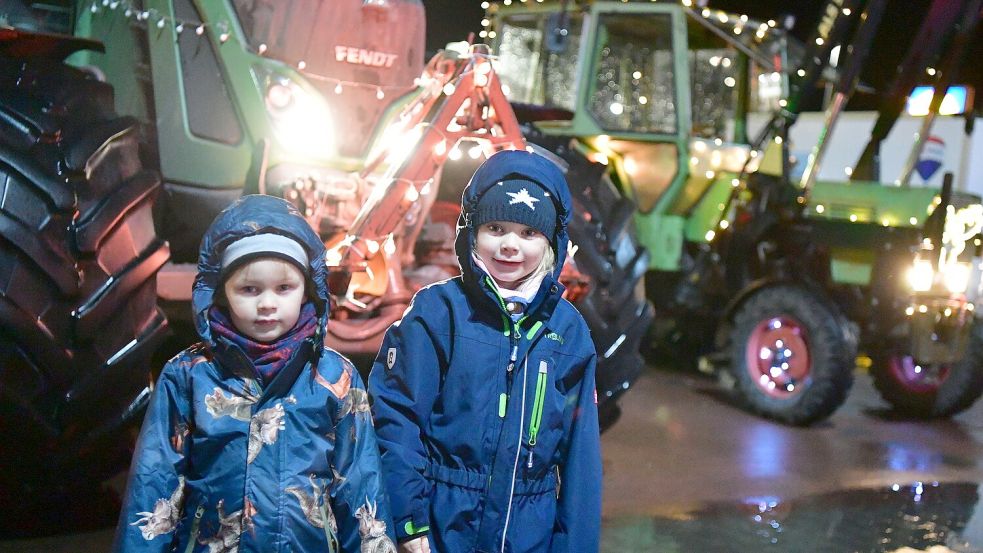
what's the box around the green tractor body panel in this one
[808,180,940,228]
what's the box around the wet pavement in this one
[3,365,983,552]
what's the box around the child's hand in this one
[399,536,431,553]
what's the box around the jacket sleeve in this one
[367,298,442,542]
[328,360,397,552]
[112,360,192,553]
[551,350,602,553]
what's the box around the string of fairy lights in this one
[84,0,417,99]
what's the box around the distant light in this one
[906,85,972,116]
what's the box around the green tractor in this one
[0,0,651,529]
[484,0,983,425]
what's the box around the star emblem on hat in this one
[507,188,540,210]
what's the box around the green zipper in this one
[184,505,205,553]
[319,500,339,553]
[528,360,548,446]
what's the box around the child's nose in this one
[501,233,519,251]
[257,292,276,310]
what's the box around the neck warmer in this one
[473,254,549,320]
[209,303,319,385]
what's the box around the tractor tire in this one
[729,284,857,425]
[545,142,654,432]
[869,319,983,418]
[0,56,168,534]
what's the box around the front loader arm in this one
[337,44,527,269]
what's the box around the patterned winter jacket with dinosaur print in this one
[112,195,396,553]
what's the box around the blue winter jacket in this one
[113,195,395,553]
[369,150,602,552]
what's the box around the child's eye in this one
[485,223,503,233]
[239,286,257,295]
[278,283,296,292]
[522,227,541,238]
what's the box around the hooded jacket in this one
[369,150,602,552]
[113,195,395,553]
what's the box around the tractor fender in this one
[0,26,104,61]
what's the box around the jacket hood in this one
[455,149,572,306]
[193,195,329,349]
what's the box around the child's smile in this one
[476,221,549,289]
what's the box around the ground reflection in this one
[602,482,983,552]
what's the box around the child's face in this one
[475,221,550,289]
[222,258,307,343]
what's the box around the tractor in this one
[482,0,983,424]
[0,0,651,533]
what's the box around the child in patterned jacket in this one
[113,195,396,553]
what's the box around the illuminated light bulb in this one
[632,70,642,79]
[701,8,710,17]
[334,82,343,94]
[488,30,496,38]
[844,167,853,176]
[719,219,729,229]
[479,30,488,38]
[849,214,858,222]
[689,156,699,166]
[705,170,715,179]
[434,140,447,156]
[157,18,166,29]
[468,145,483,159]
[377,87,385,100]
[258,43,267,54]
[774,136,783,144]
[595,134,611,149]
[124,8,132,17]
[609,102,624,115]
[815,37,824,46]
[90,3,98,12]
[639,96,648,105]
[481,18,490,26]
[481,1,490,7]
[731,178,740,187]
[779,99,788,107]
[815,204,825,214]
[919,304,928,313]
[365,240,380,254]
[682,0,692,6]
[196,25,205,35]
[749,150,758,158]
[767,19,776,27]
[724,76,736,87]
[448,147,463,160]
[740,14,749,22]
[220,32,230,42]
[420,179,433,196]
[175,23,184,34]
[504,0,511,4]
[384,236,397,256]
[475,73,488,87]
[797,69,806,77]
[297,60,306,70]
[926,67,937,76]
[405,185,420,202]
[623,157,638,174]
[443,83,456,96]
[734,26,743,35]
[110,1,119,9]
[705,230,716,241]
[910,217,918,225]
[906,306,915,316]
[713,137,723,146]
[842,7,852,15]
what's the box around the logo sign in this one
[386,348,397,370]
[916,136,946,182]
[335,46,398,68]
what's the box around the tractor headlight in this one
[264,78,335,159]
[907,259,935,292]
[944,262,972,294]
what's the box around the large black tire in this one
[729,284,857,425]
[0,55,168,533]
[869,319,983,418]
[535,140,654,432]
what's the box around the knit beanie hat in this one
[473,178,557,239]
[219,233,310,283]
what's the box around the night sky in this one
[420,0,983,113]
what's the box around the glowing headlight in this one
[907,259,935,292]
[265,79,334,158]
[944,262,972,294]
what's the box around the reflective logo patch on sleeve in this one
[386,347,397,370]
[594,389,598,405]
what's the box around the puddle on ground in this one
[602,482,983,553]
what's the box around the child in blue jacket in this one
[369,150,602,552]
[113,195,396,553]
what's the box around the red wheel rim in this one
[745,316,811,399]
[886,355,950,394]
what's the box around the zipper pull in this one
[526,448,534,469]
[507,344,518,372]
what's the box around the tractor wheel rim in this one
[888,354,949,393]
[746,316,811,399]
